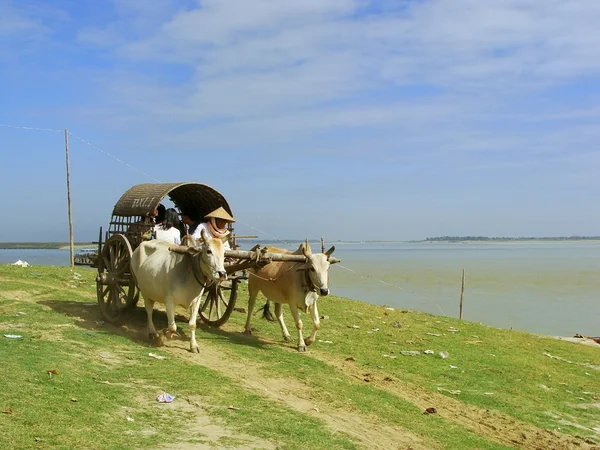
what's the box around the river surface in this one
[1,242,598,337]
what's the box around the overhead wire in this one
[1,123,444,310]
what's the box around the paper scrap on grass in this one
[438,387,461,395]
[148,353,166,360]
[156,393,175,403]
[4,334,23,339]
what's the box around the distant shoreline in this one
[2,239,600,250]
[0,243,96,250]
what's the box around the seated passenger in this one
[154,208,182,245]
[180,211,202,238]
[182,207,234,250]
[154,204,166,225]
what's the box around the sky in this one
[1,0,599,242]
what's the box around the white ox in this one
[130,229,227,353]
[244,241,335,352]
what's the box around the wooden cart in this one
[95,182,245,327]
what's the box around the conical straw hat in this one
[204,206,235,222]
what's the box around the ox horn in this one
[302,238,311,258]
[321,236,326,254]
[325,245,336,260]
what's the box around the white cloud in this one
[3,0,600,240]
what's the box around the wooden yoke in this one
[223,248,341,273]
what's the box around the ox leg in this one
[274,303,292,342]
[288,303,307,352]
[145,298,159,340]
[304,301,320,346]
[164,296,178,339]
[188,288,205,354]
[244,287,258,335]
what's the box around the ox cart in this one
[95,182,337,330]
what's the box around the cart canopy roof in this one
[111,182,233,220]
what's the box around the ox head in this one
[301,238,336,296]
[171,229,228,283]
[198,228,228,282]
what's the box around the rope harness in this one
[187,253,211,289]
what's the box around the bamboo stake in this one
[459,269,465,320]
[65,129,74,268]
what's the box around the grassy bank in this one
[0,265,598,449]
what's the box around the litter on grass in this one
[438,387,461,395]
[156,393,175,403]
[4,334,23,339]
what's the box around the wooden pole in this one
[459,269,465,320]
[65,129,74,268]
[222,249,341,264]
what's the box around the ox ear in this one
[187,246,202,257]
[325,246,336,259]
[169,244,200,257]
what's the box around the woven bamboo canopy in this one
[111,182,233,220]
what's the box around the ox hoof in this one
[297,344,308,353]
[243,329,253,336]
[283,335,293,342]
[149,332,160,341]
[305,338,315,346]
[190,345,200,354]
[165,330,178,339]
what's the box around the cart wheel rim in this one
[96,234,139,322]
[199,279,238,327]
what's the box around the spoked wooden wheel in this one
[199,278,239,328]
[96,234,139,323]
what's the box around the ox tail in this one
[259,300,277,322]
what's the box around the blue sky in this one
[1,0,599,242]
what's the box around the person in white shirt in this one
[182,207,234,250]
[154,208,182,245]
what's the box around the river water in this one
[1,242,598,337]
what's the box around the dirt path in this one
[165,337,437,450]
[308,351,596,450]
[203,317,597,450]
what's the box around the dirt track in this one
[155,323,598,450]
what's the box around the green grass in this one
[213,288,600,446]
[0,266,355,450]
[1,265,599,449]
